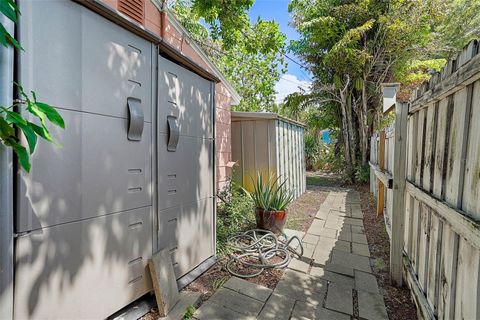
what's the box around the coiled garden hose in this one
[226,229,304,278]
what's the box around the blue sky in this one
[248,0,312,103]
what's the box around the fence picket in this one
[370,40,480,319]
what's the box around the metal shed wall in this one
[231,113,306,200]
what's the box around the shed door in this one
[14,2,153,319]
[157,56,215,278]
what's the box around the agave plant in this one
[245,172,293,211]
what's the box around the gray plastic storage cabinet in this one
[14,1,215,319]
[156,56,215,281]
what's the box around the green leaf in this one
[0,116,14,138]
[27,102,47,127]
[0,0,19,23]
[17,122,37,154]
[0,22,22,50]
[3,108,27,126]
[35,102,65,129]
[6,138,30,172]
[29,122,54,143]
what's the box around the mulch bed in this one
[285,186,329,232]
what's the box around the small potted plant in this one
[245,173,294,234]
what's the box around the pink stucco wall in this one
[100,0,234,192]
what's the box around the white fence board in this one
[371,41,480,320]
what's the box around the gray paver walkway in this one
[194,190,388,320]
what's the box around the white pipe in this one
[0,12,15,320]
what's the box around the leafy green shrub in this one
[305,132,345,173]
[216,182,255,256]
[304,134,321,171]
[354,164,370,184]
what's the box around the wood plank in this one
[411,198,421,272]
[149,249,180,317]
[410,49,480,112]
[454,238,480,320]
[437,225,459,320]
[415,109,425,186]
[417,204,431,290]
[369,162,392,187]
[406,181,480,249]
[377,131,386,216]
[422,105,435,192]
[405,195,414,255]
[426,214,442,313]
[445,87,468,207]
[390,102,408,286]
[404,256,436,320]
[433,98,449,198]
[406,114,417,181]
[462,80,480,221]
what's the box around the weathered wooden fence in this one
[370,125,395,237]
[370,40,480,320]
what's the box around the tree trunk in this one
[339,90,353,175]
[360,78,369,167]
[346,93,357,167]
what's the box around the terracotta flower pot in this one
[255,208,287,234]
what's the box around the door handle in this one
[167,115,179,151]
[127,97,144,141]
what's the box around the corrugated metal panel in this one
[231,114,305,199]
[231,121,242,184]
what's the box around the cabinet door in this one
[157,56,215,277]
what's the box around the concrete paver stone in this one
[223,277,273,302]
[315,208,330,220]
[308,225,337,239]
[310,266,355,288]
[352,233,368,244]
[352,243,370,257]
[288,257,312,274]
[291,301,350,320]
[325,283,353,315]
[194,300,256,320]
[350,225,365,234]
[331,250,372,273]
[193,190,387,320]
[344,217,364,226]
[357,290,388,320]
[207,288,264,316]
[324,263,355,277]
[301,242,317,259]
[257,293,296,320]
[354,270,380,294]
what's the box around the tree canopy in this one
[171,0,287,111]
[286,0,478,180]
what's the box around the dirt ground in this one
[142,173,417,319]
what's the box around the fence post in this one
[390,102,408,286]
[376,131,386,216]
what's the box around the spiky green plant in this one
[245,172,293,211]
